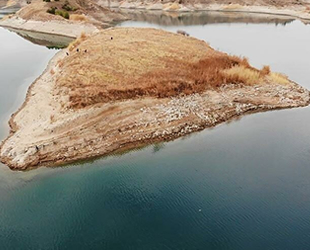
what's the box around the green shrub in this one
[47,7,70,19]
[55,10,70,19]
[62,1,77,11]
[46,7,56,14]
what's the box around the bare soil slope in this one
[16,0,125,24]
[0,28,309,170]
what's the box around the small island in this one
[0,27,309,170]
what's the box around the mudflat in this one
[0,27,309,170]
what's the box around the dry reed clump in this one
[267,72,290,85]
[223,65,262,85]
[65,55,278,108]
[68,32,88,52]
[70,14,88,22]
[260,65,271,76]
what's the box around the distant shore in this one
[0,2,310,38]
[102,2,310,22]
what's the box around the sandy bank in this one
[0,28,309,170]
[0,16,99,38]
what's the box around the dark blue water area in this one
[0,16,310,250]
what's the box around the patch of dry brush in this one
[55,28,290,109]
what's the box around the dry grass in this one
[68,32,88,52]
[267,72,290,85]
[260,65,271,76]
[54,28,293,109]
[223,65,262,85]
[70,14,88,22]
[14,0,124,24]
[165,3,180,10]
[223,4,243,9]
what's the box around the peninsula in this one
[0,28,309,170]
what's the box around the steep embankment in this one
[0,28,309,170]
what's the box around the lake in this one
[0,12,310,249]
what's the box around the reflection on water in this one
[118,9,296,26]
[1,13,310,249]
[8,28,75,48]
[0,27,57,189]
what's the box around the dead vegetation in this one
[68,31,87,51]
[54,28,291,109]
[70,13,88,21]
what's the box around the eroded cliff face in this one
[0,28,309,170]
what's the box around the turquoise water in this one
[1,15,310,249]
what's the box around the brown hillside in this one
[54,27,290,109]
[16,0,125,24]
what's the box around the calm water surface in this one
[1,14,310,249]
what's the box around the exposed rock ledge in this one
[0,28,309,170]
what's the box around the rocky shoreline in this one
[1,76,309,170]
